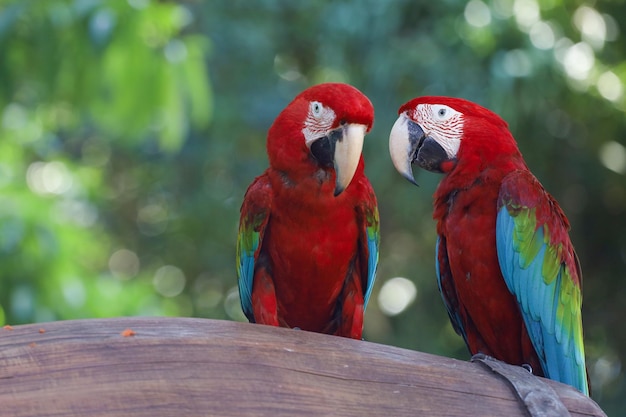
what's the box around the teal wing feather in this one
[236,175,272,322]
[357,190,380,311]
[496,170,588,395]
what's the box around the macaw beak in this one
[389,113,449,185]
[310,123,367,196]
[389,113,422,186]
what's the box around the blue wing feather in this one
[357,191,380,313]
[363,217,379,310]
[236,230,259,320]
[496,171,588,395]
[236,175,272,322]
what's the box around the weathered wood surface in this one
[0,317,605,417]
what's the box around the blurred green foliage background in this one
[1,0,624,413]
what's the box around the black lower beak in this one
[405,119,450,174]
[310,129,341,168]
[416,136,448,173]
[309,125,365,196]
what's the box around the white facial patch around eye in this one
[414,103,464,159]
[302,101,336,147]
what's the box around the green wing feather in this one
[236,175,272,322]
[360,200,379,310]
[496,170,588,395]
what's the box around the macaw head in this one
[267,83,374,196]
[389,96,519,185]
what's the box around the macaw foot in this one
[470,354,535,375]
[472,352,571,415]
[292,327,301,330]
[521,363,533,374]
[470,353,494,362]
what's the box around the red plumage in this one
[237,83,379,339]
[420,97,540,369]
[435,167,544,373]
[390,96,588,393]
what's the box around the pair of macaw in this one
[236,83,589,395]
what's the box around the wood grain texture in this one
[0,317,605,417]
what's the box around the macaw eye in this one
[311,101,324,118]
[432,105,459,121]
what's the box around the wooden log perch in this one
[0,317,605,417]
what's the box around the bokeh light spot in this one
[492,0,513,19]
[164,39,188,63]
[502,49,531,77]
[10,286,34,322]
[2,103,27,130]
[597,71,623,102]
[591,356,621,390]
[109,249,140,280]
[26,161,73,196]
[153,265,186,297]
[62,278,86,309]
[464,0,491,28]
[89,8,116,45]
[562,42,595,81]
[573,6,606,49]
[513,0,540,32]
[274,54,302,82]
[193,274,224,313]
[137,202,169,236]
[128,0,148,10]
[378,277,417,317]
[599,141,626,174]
[529,21,555,50]
[224,286,247,322]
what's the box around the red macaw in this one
[389,96,589,394]
[236,83,379,339]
